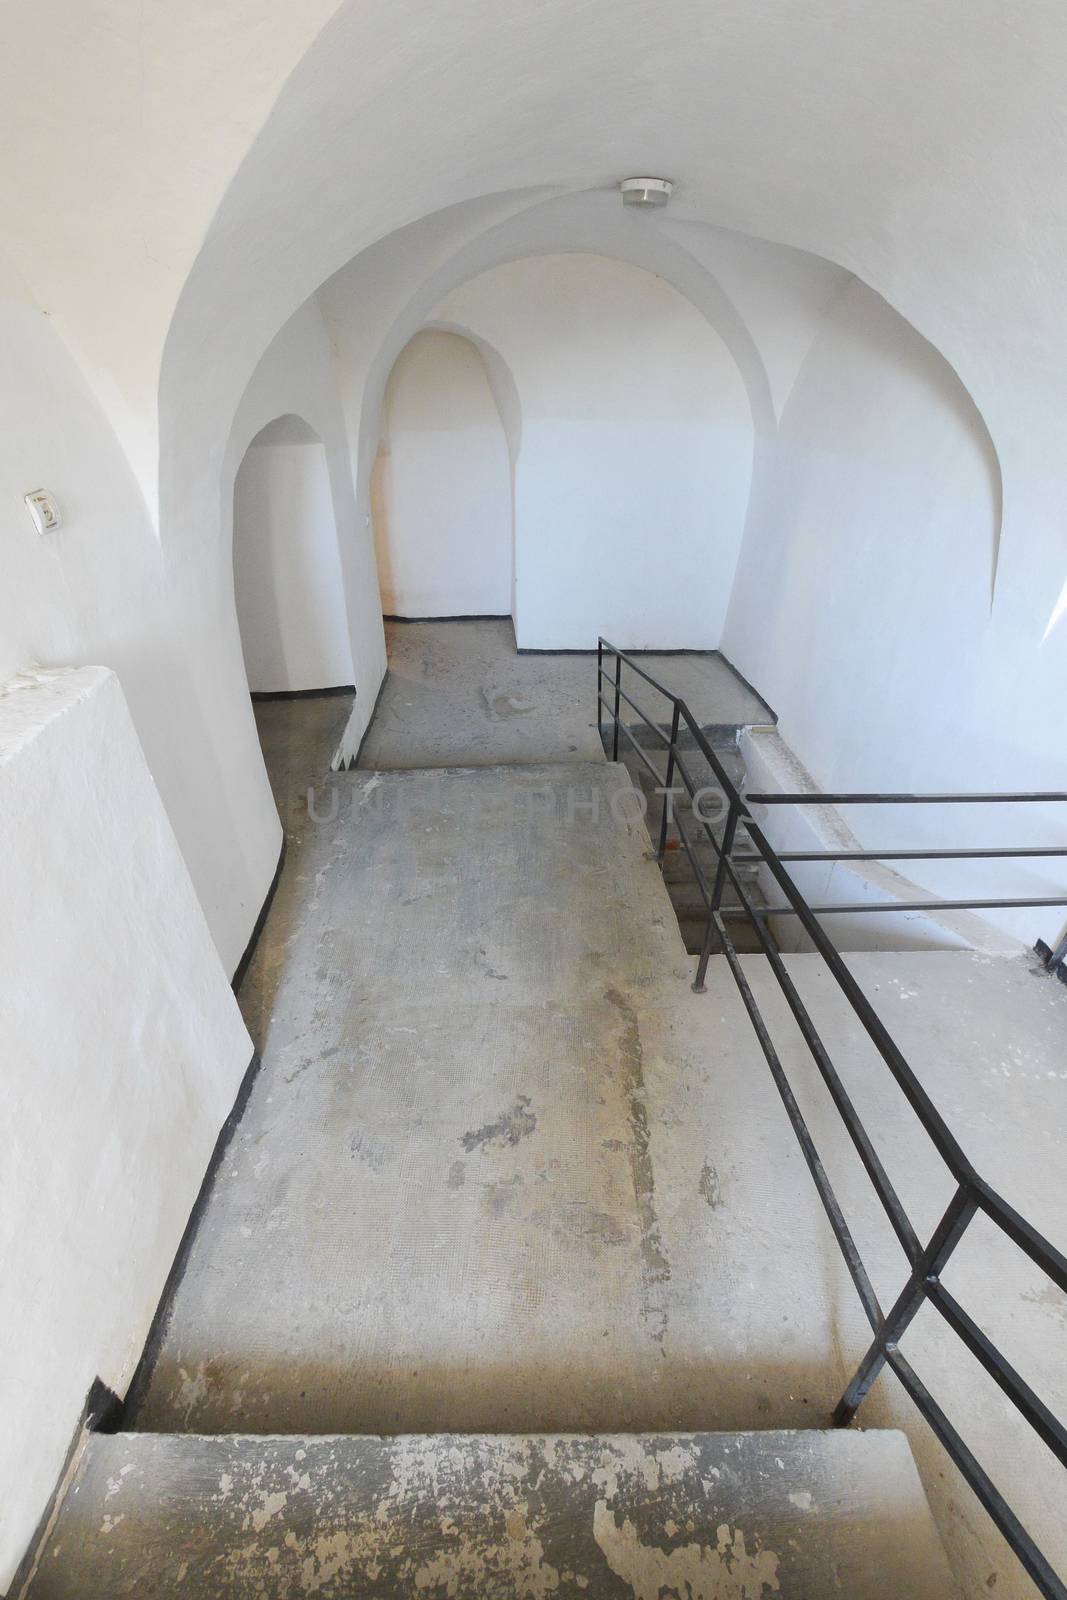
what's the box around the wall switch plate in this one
[24,489,62,534]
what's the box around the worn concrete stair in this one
[25,1428,958,1597]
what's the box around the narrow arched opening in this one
[371,330,513,620]
[232,413,354,695]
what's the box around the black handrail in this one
[598,636,1067,1600]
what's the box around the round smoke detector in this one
[620,177,674,208]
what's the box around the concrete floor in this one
[134,759,845,1437]
[252,689,355,820]
[118,650,1067,1600]
[350,619,771,770]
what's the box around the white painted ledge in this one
[0,664,252,1592]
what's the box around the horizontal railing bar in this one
[603,639,1067,1587]
[926,1283,1067,1471]
[715,850,923,1264]
[747,791,1067,805]
[603,640,980,1180]
[971,1179,1067,1295]
[710,909,885,1333]
[597,695,669,788]
[737,813,977,1177]
[596,670,674,744]
[599,641,686,706]
[709,883,1067,1286]
[886,1350,1067,1600]
[601,641,742,800]
[834,1185,977,1426]
[597,663,733,883]
[722,896,1067,916]
[596,680,718,820]
[676,703,743,794]
[734,846,1067,862]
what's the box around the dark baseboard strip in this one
[383,613,511,624]
[251,684,355,702]
[231,836,287,993]
[120,831,286,1424]
[118,1048,263,1428]
[7,837,288,1591]
[9,1378,124,1598]
[7,830,288,1591]
[519,644,730,658]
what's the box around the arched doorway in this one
[233,414,354,693]
[371,330,513,618]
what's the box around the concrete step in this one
[26,1428,958,1598]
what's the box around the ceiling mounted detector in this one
[620,177,674,208]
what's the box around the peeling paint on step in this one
[593,1502,781,1599]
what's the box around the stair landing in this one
[125,762,848,1438]
[25,1428,957,1598]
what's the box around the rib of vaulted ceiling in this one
[148,0,1067,642]
[324,191,778,536]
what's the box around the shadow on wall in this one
[233,413,355,693]
[372,329,514,619]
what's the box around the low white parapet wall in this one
[0,665,252,1592]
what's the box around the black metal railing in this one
[597,637,1067,1600]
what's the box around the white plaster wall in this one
[431,253,753,649]
[233,418,354,691]
[723,278,1067,948]
[373,330,512,616]
[0,259,284,980]
[3,0,1067,969]
[316,192,782,738]
[0,666,251,1594]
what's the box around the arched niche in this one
[232,413,354,693]
[371,330,514,618]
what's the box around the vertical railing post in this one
[1042,928,1067,973]
[596,638,603,747]
[693,796,740,993]
[657,703,681,861]
[611,651,622,762]
[833,1184,976,1427]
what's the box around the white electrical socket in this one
[24,489,62,535]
